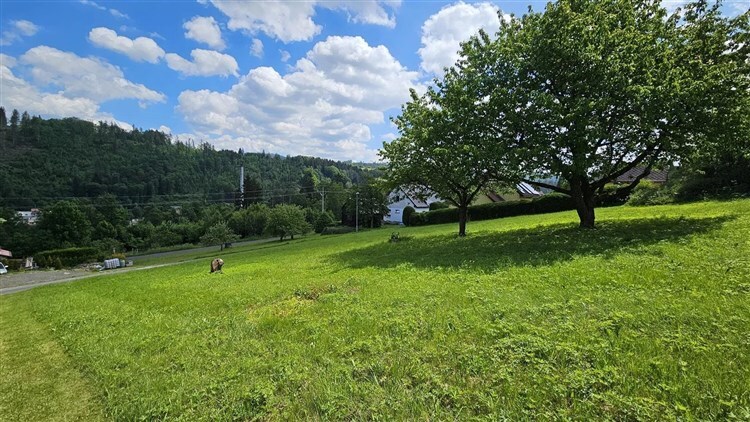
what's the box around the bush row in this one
[409,194,577,226]
[36,247,99,268]
[320,226,356,235]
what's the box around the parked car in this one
[0,263,8,275]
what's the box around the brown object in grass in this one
[210,258,224,273]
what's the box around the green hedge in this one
[402,206,416,226]
[409,194,576,226]
[36,247,99,268]
[1,258,24,271]
[320,226,356,235]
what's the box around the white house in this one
[17,209,40,225]
[384,187,442,224]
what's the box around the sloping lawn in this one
[1,200,749,420]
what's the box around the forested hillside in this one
[0,108,377,209]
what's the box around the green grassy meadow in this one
[1,200,749,420]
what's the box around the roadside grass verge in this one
[1,200,749,420]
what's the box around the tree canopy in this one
[266,204,311,241]
[382,63,518,236]
[200,221,240,251]
[384,0,749,228]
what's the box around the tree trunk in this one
[458,205,468,237]
[571,181,596,228]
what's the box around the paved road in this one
[0,263,178,295]
[0,237,278,295]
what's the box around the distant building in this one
[473,182,543,205]
[386,182,544,224]
[384,187,441,224]
[17,209,40,225]
[615,167,669,185]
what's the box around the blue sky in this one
[1,0,746,162]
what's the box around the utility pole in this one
[239,165,244,208]
[355,191,359,232]
[318,187,325,212]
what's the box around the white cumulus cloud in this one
[1,59,131,129]
[20,46,166,103]
[250,38,264,57]
[176,35,421,161]
[1,20,40,46]
[204,0,400,43]
[324,0,399,27]
[184,16,226,50]
[89,27,165,63]
[419,2,506,75]
[80,0,129,19]
[0,53,17,68]
[165,49,239,77]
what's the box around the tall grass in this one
[1,200,749,420]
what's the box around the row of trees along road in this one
[382,0,749,234]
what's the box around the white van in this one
[0,263,7,275]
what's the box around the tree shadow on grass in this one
[330,216,733,272]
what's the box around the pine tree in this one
[0,107,7,148]
[9,109,19,145]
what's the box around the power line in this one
[1,188,357,209]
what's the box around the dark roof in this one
[615,167,669,183]
[398,187,430,208]
[486,191,504,202]
[486,183,542,202]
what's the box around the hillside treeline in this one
[0,108,377,209]
[0,108,390,260]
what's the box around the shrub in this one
[529,193,576,214]
[409,194,576,227]
[402,206,416,226]
[627,181,675,206]
[597,184,630,207]
[413,207,457,226]
[408,211,427,226]
[36,247,98,268]
[91,238,125,260]
[1,258,24,271]
[429,201,450,211]
[314,211,336,233]
[676,176,724,202]
[320,226,356,235]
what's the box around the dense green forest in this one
[0,108,388,261]
[0,108,379,209]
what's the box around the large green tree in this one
[37,201,92,247]
[348,181,390,229]
[266,204,311,241]
[462,0,748,227]
[382,63,517,236]
[200,221,240,251]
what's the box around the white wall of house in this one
[385,198,427,224]
[384,190,441,224]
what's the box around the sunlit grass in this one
[1,200,749,420]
